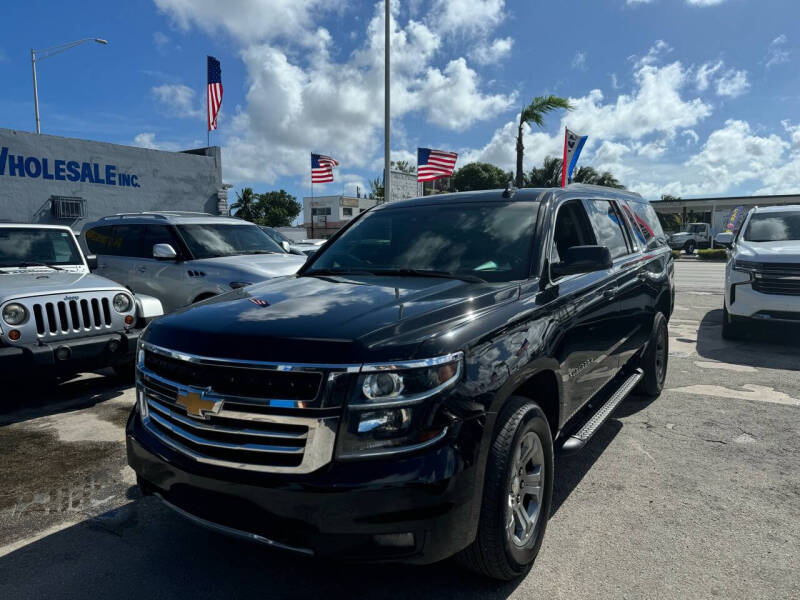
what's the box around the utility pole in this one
[383,0,391,204]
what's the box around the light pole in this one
[31,37,107,134]
[383,0,390,204]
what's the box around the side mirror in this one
[153,243,178,260]
[551,245,613,279]
[85,254,98,271]
[714,232,733,247]
[281,240,291,253]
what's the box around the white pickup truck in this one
[668,222,712,254]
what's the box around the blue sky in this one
[1,0,799,205]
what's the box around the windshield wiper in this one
[303,268,375,277]
[16,262,65,271]
[242,250,280,255]
[367,268,486,283]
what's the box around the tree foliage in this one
[525,156,625,189]
[231,188,301,227]
[369,177,384,201]
[391,160,415,174]
[516,95,573,187]
[451,162,513,192]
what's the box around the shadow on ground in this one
[696,309,800,371]
[1,370,128,426]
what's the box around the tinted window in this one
[85,226,114,254]
[626,201,665,249]
[743,212,800,242]
[584,200,630,259]
[110,225,145,258]
[308,202,538,283]
[142,225,179,258]
[177,223,284,258]
[0,228,83,268]
[551,200,597,265]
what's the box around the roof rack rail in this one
[98,211,220,221]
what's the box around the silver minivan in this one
[81,212,306,313]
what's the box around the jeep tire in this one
[684,240,696,254]
[459,396,553,581]
[722,305,745,340]
[635,312,668,397]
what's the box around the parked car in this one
[127,185,673,580]
[81,212,306,313]
[668,222,712,253]
[258,226,309,256]
[0,223,162,381]
[721,205,800,338]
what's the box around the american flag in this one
[311,153,338,183]
[417,148,458,182]
[207,56,223,131]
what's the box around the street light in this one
[31,37,108,134]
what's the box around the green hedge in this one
[671,250,681,260]
[696,249,728,261]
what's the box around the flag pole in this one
[383,0,391,205]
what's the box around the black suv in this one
[127,185,673,580]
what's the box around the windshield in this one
[306,202,538,283]
[687,224,705,233]
[0,228,83,268]
[743,212,800,242]
[177,224,284,258]
[260,226,290,246]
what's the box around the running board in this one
[559,368,644,455]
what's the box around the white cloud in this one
[765,34,790,68]
[695,60,722,91]
[686,0,727,5]
[682,129,699,144]
[153,0,327,44]
[626,0,655,5]
[216,1,513,183]
[152,31,170,52]
[430,0,506,34]
[469,37,513,65]
[132,132,184,151]
[571,51,587,70]
[151,83,204,119]
[715,68,749,97]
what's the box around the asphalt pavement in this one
[1,261,798,599]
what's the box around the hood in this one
[736,240,800,262]
[0,271,125,302]
[193,253,306,277]
[670,232,690,238]
[144,274,520,364]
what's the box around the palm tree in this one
[573,166,625,189]
[231,187,258,222]
[515,95,573,187]
[526,157,625,189]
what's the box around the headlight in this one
[2,303,28,326]
[733,259,758,273]
[230,281,253,289]
[112,293,133,313]
[337,353,462,458]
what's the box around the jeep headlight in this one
[733,259,758,273]
[2,303,28,326]
[112,293,133,313]
[337,353,463,458]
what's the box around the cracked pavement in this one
[1,261,798,599]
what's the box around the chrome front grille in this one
[137,344,353,474]
[753,263,800,296]
[32,297,112,336]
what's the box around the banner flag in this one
[561,128,588,187]
[725,205,746,232]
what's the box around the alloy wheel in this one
[506,430,545,548]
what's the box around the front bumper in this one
[726,281,800,321]
[668,239,690,250]
[126,410,482,564]
[0,329,140,377]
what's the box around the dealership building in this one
[0,127,229,232]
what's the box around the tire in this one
[684,241,696,254]
[635,312,668,397]
[459,396,554,581]
[721,305,745,340]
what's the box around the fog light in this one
[124,315,134,325]
[373,533,415,549]
[8,329,21,341]
[55,346,71,361]
[108,339,120,353]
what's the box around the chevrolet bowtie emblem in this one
[176,387,221,419]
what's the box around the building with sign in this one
[0,127,229,232]
[302,195,378,238]
[651,193,800,234]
